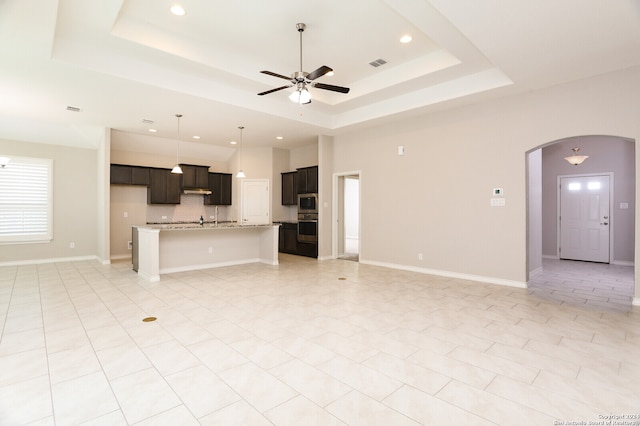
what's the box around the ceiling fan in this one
[258,23,350,104]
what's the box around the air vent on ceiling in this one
[66,106,81,112]
[141,119,155,124]
[368,58,387,68]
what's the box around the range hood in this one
[183,188,212,195]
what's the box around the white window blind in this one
[0,156,53,243]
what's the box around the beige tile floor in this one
[0,255,638,425]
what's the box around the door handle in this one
[603,216,609,219]
[600,222,608,225]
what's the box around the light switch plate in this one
[491,198,506,207]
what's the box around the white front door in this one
[241,179,270,224]
[559,175,610,263]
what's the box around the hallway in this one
[528,259,634,312]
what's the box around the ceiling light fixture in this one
[289,83,311,104]
[171,114,183,174]
[0,156,10,168]
[564,147,589,165]
[236,126,246,178]
[170,4,186,16]
[400,34,413,43]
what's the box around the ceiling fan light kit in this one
[258,23,350,104]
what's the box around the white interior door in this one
[559,175,610,262]
[241,179,269,224]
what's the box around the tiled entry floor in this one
[528,258,635,311]
[0,255,638,425]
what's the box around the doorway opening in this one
[333,172,360,262]
[558,173,612,263]
[526,135,635,307]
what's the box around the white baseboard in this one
[612,260,634,267]
[359,259,527,289]
[542,255,559,260]
[160,258,260,275]
[110,254,131,261]
[0,255,99,268]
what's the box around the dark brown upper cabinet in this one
[110,164,150,185]
[297,166,318,194]
[206,172,232,205]
[180,164,210,189]
[148,168,181,204]
[281,171,297,205]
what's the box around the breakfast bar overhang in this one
[133,223,280,282]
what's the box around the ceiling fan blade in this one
[313,82,350,94]
[260,70,292,81]
[258,85,292,96]
[306,65,333,81]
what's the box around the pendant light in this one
[564,147,588,166]
[236,126,246,178]
[171,114,183,174]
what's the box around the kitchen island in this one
[133,222,279,281]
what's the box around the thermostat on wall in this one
[493,188,504,196]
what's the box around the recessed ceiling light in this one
[192,135,200,139]
[170,4,186,16]
[230,141,237,145]
[276,136,283,140]
[400,34,413,43]
[148,129,157,133]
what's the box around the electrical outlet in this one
[208,247,213,254]
[162,215,168,219]
[69,242,75,249]
[418,253,423,260]
[123,211,128,218]
[210,215,215,219]
[128,241,132,250]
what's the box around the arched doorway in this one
[527,135,635,309]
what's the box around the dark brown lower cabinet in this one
[278,222,317,258]
[296,241,318,258]
[278,223,298,254]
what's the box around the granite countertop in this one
[138,222,278,230]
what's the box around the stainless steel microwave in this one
[298,193,318,214]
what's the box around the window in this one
[567,182,581,191]
[0,156,53,243]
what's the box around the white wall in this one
[527,149,543,275]
[110,185,147,258]
[0,139,99,263]
[290,144,318,170]
[328,66,640,293]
